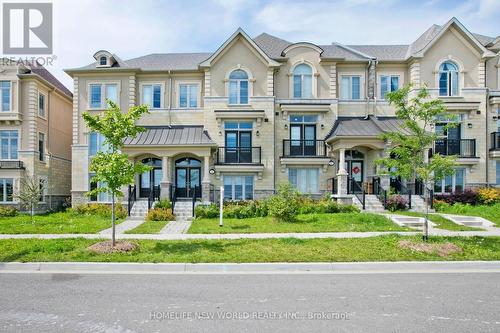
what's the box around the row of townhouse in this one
[63,17,500,206]
[0,59,72,210]
[1,17,499,210]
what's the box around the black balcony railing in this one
[434,139,476,157]
[215,147,262,164]
[491,132,500,151]
[0,160,24,169]
[282,140,326,157]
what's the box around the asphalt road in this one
[0,271,499,332]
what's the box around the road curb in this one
[1,261,500,274]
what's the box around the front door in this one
[174,158,202,198]
[290,124,316,156]
[139,158,162,198]
[225,131,252,163]
[345,160,363,193]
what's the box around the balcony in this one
[434,139,476,158]
[0,160,24,169]
[215,147,262,164]
[282,140,327,157]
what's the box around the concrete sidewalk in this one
[1,261,500,275]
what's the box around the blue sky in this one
[51,0,500,89]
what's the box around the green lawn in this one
[393,211,483,231]
[0,212,123,234]
[189,213,409,234]
[1,236,500,262]
[436,203,500,227]
[125,220,170,234]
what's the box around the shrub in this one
[0,206,18,217]
[267,183,300,222]
[195,203,219,218]
[385,195,408,212]
[435,189,479,206]
[70,203,127,219]
[146,208,174,221]
[155,199,172,209]
[432,199,450,212]
[477,188,500,205]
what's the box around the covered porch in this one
[122,126,217,203]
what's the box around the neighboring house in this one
[0,60,73,210]
[65,17,500,207]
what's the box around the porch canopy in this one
[123,125,215,147]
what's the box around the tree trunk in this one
[423,187,429,242]
[111,193,116,247]
[31,203,34,224]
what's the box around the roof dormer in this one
[93,50,116,68]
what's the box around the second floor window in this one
[0,81,11,112]
[229,70,248,104]
[90,83,118,108]
[38,133,45,162]
[439,61,459,96]
[0,130,18,159]
[293,64,313,98]
[38,93,46,117]
[341,76,361,100]
[179,84,198,108]
[380,75,399,99]
[88,132,109,156]
[142,84,161,109]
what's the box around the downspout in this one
[168,70,172,127]
[47,89,53,210]
[365,60,370,118]
[485,60,489,187]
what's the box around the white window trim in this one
[434,168,466,194]
[0,129,19,160]
[0,80,13,113]
[288,61,318,99]
[288,168,320,194]
[37,91,47,119]
[225,67,254,106]
[139,82,165,110]
[434,57,465,97]
[378,74,401,100]
[87,81,121,110]
[177,81,201,109]
[222,175,254,201]
[339,73,365,100]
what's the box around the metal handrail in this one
[170,185,177,211]
[148,185,160,210]
[192,185,198,217]
[0,160,24,169]
[327,177,337,194]
[215,147,262,164]
[349,178,365,210]
[373,177,387,208]
[127,185,136,216]
[282,140,327,157]
[491,132,500,150]
[434,138,476,157]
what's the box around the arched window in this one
[99,56,107,66]
[293,64,313,98]
[229,70,248,104]
[439,61,459,96]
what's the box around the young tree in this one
[83,101,150,246]
[16,174,43,223]
[376,85,457,241]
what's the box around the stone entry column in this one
[160,156,171,200]
[201,155,211,203]
[337,148,348,196]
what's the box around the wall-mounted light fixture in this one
[430,123,435,129]
[493,115,498,121]
[467,123,473,129]
[284,124,288,130]
[218,131,222,136]
[321,124,325,130]
[328,160,335,166]
[209,168,215,175]
[256,130,260,136]
[476,110,481,115]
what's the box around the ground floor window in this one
[38,177,47,203]
[288,168,319,194]
[434,168,465,194]
[223,175,253,201]
[0,178,13,202]
[89,174,111,202]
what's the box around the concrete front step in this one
[440,214,495,228]
[385,214,436,229]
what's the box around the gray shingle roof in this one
[253,33,291,58]
[123,126,215,146]
[27,63,73,98]
[325,116,408,140]
[125,53,212,71]
[347,45,409,61]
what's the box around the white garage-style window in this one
[288,168,319,194]
[434,168,465,194]
[293,64,313,98]
[439,61,459,96]
[228,70,249,104]
[223,175,254,201]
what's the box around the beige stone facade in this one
[65,18,500,205]
[0,60,73,210]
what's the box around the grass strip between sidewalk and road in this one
[124,220,170,234]
[1,235,500,263]
[189,213,409,234]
